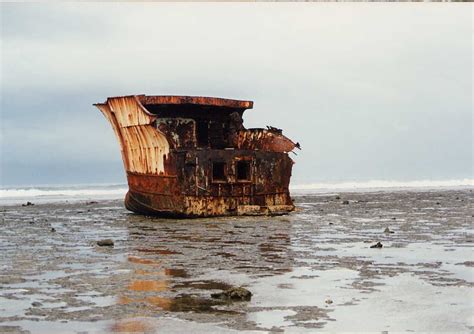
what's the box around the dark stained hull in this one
[125,191,295,218]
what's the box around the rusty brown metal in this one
[138,95,253,109]
[235,128,297,152]
[95,95,298,217]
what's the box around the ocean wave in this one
[290,179,474,191]
[1,179,472,201]
[0,186,128,199]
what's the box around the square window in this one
[236,161,251,181]
[212,162,226,181]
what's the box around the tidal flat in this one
[0,189,473,333]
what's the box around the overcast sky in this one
[1,3,472,187]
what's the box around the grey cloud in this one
[1,3,472,186]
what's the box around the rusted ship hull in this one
[95,95,298,218]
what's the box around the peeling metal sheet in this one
[95,96,170,174]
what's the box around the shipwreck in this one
[95,95,299,217]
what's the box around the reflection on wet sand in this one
[127,256,160,266]
[118,254,237,315]
[116,216,294,320]
[110,318,155,333]
[128,280,168,292]
[173,281,233,290]
[1,190,472,332]
[135,248,183,255]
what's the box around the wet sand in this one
[0,189,473,333]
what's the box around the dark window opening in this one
[236,161,251,181]
[212,162,226,182]
[196,121,209,146]
[209,122,225,149]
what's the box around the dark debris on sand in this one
[97,239,114,247]
[211,287,252,301]
[370,242,383,249]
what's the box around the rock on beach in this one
[97,239,114,247]
[211,287,252,301]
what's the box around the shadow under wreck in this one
[95,95,300,217]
